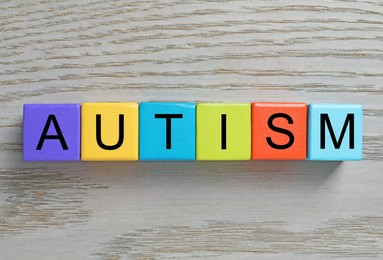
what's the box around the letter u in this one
[96,114,124,150]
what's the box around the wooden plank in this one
[1,0,382,258]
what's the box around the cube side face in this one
[196,103,251,160]
[81,103,139,161]
[307,104,362,161]
[251,102,307,160]
[23,104,81,161]
[139,102,196,160]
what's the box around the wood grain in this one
[1,0,383,259]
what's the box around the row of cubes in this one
[23,102,362,161]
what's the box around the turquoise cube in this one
[139,102,196,160]
[307,104,362,161]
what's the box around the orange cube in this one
[251,102,307,160]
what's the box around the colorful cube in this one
[23,104,81,161]
[139,102,196,160]
[81,103,139,161]
[23,102,364,162]
[251,102,307,160]
[196,103,251,160]
[307,104,362,160]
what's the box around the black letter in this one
[266,113,295,149]
[154,114,183,149]
[320,114,354,149]
[96,114,124,150]
[36,115,68,150]
[221,114,227,150]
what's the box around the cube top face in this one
[81,103,139,161]
[139,102,196,160]
[251,102,307,160]
[196,103,251,160]
[23,104,81,161]
[308,104,362,161]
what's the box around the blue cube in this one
[307,104,362,161]
[139,102,196,160]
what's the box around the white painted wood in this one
[1,0,382,258]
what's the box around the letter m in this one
[320,114,354,149]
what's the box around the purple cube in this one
[23,104,81,161]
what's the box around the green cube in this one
[196,103,251,160]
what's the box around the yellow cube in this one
[81,103,138,161]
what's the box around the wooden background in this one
[1,0,383,259]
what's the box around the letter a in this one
[36,115,69,150]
